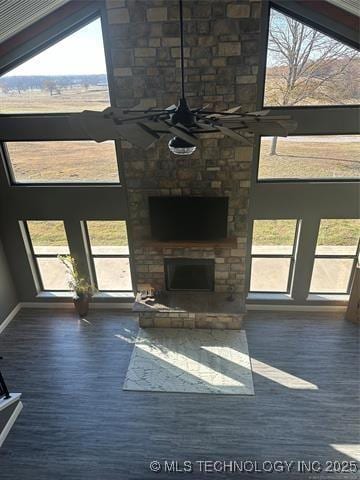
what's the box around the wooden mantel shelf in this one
[143,237,237,249]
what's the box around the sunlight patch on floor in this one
[330,444,360,461]
[250,358,319,390]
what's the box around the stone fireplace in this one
[106,0,261,328]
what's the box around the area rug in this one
[123,328,254,395]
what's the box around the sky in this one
[5,19,107,77]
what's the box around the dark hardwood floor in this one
[0,309,359,479]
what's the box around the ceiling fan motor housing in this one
[171,98,195,127]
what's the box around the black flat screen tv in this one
[148,196,228,241]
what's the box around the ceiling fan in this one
[70,0,297,155]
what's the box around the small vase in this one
[73,294,90,317]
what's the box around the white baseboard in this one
[1,302,346,326]
[246,304,346,312]
[0,400,23,448]
[20,302,134,310]
[0,393,22,412]
[0,304,21,334]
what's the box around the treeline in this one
[0,74,108,94]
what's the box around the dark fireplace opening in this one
[165,258,215,291]
[149,196,228,241]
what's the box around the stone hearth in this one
[134,292,246,329]
[106,0,261,328]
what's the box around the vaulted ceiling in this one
[0,0,70,44]
[327,0,359,16]
[0,0,358,48]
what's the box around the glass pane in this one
[0,19,110,113]
[316,219,360,255]
[258,136,360,180]
[87,221,129,254]
[6,141,119,184]
[36,257,71,290]
[252,220,297,254]
[264,9,359,107]
[250,257,291,292]
[310,258,354,293]
[94,257,132,291]
[27,221,69,255]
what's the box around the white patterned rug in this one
[123,328,254,395]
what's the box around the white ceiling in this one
[0,0,70,44]
[326,0,360,16]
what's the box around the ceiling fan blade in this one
[216,125,252,145]
[196,119,252,145]
[204,105,243,119]
[69,111,122,142]
[224,105,242,114]
[243,119,297,136]
[168,126,200,146]
[114,122,160,148]
[246,109,271,116]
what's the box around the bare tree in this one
[0,84,9,95]
[266,10,358,154]
[42,79,57,96]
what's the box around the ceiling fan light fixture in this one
[168,136,196,155]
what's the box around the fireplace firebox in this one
[165,258,215,291]
[149,197,228,241]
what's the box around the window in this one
[0,18,110,114]
[26,221,71,291]
[310,219,359,294]
[250,219,298,293]
[264,8,359,107]
[5,140,119,184]
[84,221,132,292]
[258,135,360,181]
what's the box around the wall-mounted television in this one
[148,196,228,241]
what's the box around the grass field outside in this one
[0,85,109,113]
[259,136,360,180]
[28,221,129,247]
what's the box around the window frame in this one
[262,3,360,111]
[255,2,360,184]
[309,228,360,295]
[249,219,300,294]
[83,221,133,293]
[23,220,71,292]
[2,140,121,186]
[0,7,121,187]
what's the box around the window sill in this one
[307,294,349,302]
[36,291,135,302]
[37,291,73,298]
[247,293,293,302]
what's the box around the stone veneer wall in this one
[105,0,262,300]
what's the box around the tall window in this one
[250,220,299,293]
[0,18,110,113]
[258,135,360,181]
[5,140,119,184]
[25,221,71,291]
[264,8,359,107]
[310,219,359,294]
[0,17,120,184]
[84,221,133,292]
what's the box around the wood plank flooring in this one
[0,309,359,479]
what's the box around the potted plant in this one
[58,255,96,317]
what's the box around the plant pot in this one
[73,294,90,317]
